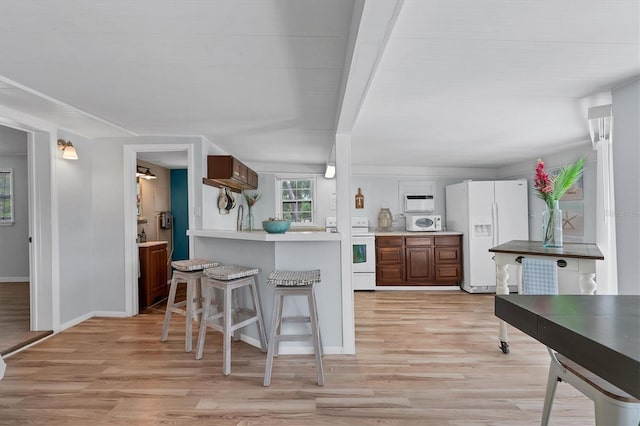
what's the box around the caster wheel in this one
[500,341,510,354]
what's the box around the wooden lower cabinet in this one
[139,243,168,309]
[376,234,462,286]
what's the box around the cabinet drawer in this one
[376,265,404,284]
[376,247,403,264]
[435,264,461,283]
[405,237,433,246]
[376,236,403,247]
[434,247,461,263]
[434,235,461,246]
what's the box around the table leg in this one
[579,273,597,295]
[496,262,510,354]
[0,355,5,380]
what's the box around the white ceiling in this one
[0,0,638,170]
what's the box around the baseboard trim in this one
[0,277,29,283]
[92,311,128,318]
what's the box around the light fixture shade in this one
[324,163,336,179]
[588,104,612,149]
[62,143,78,160]
[57,139,78,160]
[143,168,157,180]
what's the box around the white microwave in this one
[406,214,442,232]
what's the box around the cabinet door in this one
[233,158,247,183]
[405,247,433,281]
[148,245,167,296]
[247,170,258,188]
[139,244,168,309]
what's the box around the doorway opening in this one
[0,124,53,356]
[123,144,195,316]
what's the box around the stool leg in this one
[250,277,268,352]
[308,288,324,386]
[194,278,203,323]
[312,289,324,357]
[195,284,213,360]
[161,276,179,343]
[274,292,285,357]
[185,280,195,352]
[232,286,241,342]
[264,291,283,386]
[223,285,233,376]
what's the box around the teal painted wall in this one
[170,169,189,261]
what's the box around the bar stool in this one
[161,259,219,352]
[263,269,323,387]
[196,264,268,376]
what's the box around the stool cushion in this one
[204,264,259,281]
[171,259,220,272]
[267,270,321,286]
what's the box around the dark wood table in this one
[495,294,640,399]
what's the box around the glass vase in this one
[542,200,563,247]
[245,207,254,231]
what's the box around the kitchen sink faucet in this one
[237,204,244,231]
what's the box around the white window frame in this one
[275,175,317,226]
[0,168,14,226]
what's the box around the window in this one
[276,177,316,225]
[0,169,14,225]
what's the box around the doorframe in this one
[0,115,57,333]
[123,144,196,316]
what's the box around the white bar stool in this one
[263,269,323,387]
[196,265,268,376]
[161,259,219,352]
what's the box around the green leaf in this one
[551,157,584,201]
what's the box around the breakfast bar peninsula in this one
[187,229,344,354]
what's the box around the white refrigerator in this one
[446,180,529,293]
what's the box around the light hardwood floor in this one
[0,283,52,356]
[0,291,594,425]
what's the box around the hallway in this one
[0,282,51,356]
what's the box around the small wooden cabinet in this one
[139,242,168,309]
[203,155,258,192]
[375,234,462,286]
[375,237,404,285]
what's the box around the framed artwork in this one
[561,201,584,238]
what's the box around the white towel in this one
[522,258,558,295]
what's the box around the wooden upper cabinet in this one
[204,155,258,192]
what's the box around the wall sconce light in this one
[136,166,157,180]
[57,139,78,160]
[324,163,336,179]
[588,104,613,149]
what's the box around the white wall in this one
[351,174,493,230]
[612,78,640,295]
[56,130,95,325]
[0,126,29,280]
[92,135,206,313]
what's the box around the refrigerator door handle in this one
[490,202,497,246]
[494,202,499,245]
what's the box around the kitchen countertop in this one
[187,229,342,242]
[374,230,462,236]
[137,240,168,247]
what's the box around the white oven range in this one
[326,217,376,291]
